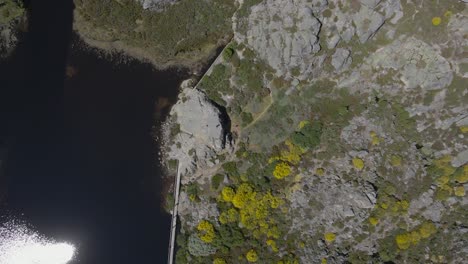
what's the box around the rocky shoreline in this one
[71,0,235,71]
[160,79,234,181]
[0,1,26,59]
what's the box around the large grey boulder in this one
[165,87,232,177]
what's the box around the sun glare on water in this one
[0,220,76,264]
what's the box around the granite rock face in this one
[368,37,453,91]
[236,0,324,78]
[331,48,352,72]
[165,86,232,177]
[353,5,385,43]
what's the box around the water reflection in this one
[0,219,76,264]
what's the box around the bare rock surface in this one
[368,37,453,91]
[331,48,352,72]
[164,86,232,178]
[236,0,323,78]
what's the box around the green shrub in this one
[241,111,254,127]
[0,0,24,25]
[212,224,245,249]
[211,174,225,190]
[75,0,236,64]
[223,46,234,61]
[222,162,239,177]
[165,193,175,212]
[168,159,178,170]
[290,122,323,149]
[185,182,200,199]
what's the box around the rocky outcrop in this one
[321,0,402,49]
[353,5,386,43]
[236,0,324,79]
[164,83,232,178]
[368,37,453,91]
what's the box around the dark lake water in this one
[0,0,188,263]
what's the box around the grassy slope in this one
[73,0,236,68]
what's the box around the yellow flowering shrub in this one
[436,175,450,186]
[352,158,364,170]
[454,165,468,183]
[454,186,465,197]
[221,186,235,202]
[273,162,292,179]
[396,233,411,250]
[419,222,437,238]
[369,217,379,226]
[213,258,226,264]
[219,208,238,224]
[240,173,249,182]
[266,239,279,252]
[189,194,197,201]
[370,131,381,145]
[280,140,303,165]
[298,120,309,129]
[324,232,336,243]
[435,155,451,165]
[232,183,254,209]
[380,202,389,210]
[432,16,442,26]
[218,214,228,224]
[197,220,215,243]
[246,249,258,263]
[270,195,282,209]
[269,140,307,165]
[409,231,421,244]
[316,167,325,176]
[460,126,468,133]
[239,193,269,229]
[267,225,280,239]
[219,181,284,242]
[397,222,437,249]
[390,200,409,215]
[429,156,467,199]
[390,155,402,167]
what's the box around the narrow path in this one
[167,161,181,264]
[166,39,234,264]
[241,95,274,132]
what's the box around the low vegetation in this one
[173,0,467,262]
[0,0,24,25]
[74,0,236,66]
